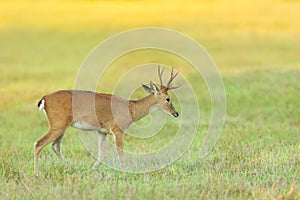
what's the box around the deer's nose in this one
[173,112,179,117]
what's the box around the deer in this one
[34,66,180,174]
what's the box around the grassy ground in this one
[0,0,299,199]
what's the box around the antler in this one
[158,65,165,89]
[157,65,180,91]
[165,67,178,89]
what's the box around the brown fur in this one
[34,67,179,173]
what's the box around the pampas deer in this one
[34,66,180,173]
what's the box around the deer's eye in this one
[166,98,170,103]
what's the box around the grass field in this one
[0,0,299,199]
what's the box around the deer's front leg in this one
[113,129,124,170]
[92,132,106,168]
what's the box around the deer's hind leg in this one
[34,127,67,174]
[52,133,66,163]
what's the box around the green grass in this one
[0,0,300,199]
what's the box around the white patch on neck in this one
[149,106,159,113]
[153,107,172,116]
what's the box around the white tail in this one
[34,66,180,173]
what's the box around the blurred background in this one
[0,0,299,108]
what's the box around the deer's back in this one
[41,90,130,131]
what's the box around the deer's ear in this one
[141,83,152,93]
[150,81,159,94]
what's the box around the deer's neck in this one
[129,94,157,122]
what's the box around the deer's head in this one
[142,66,180,118]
